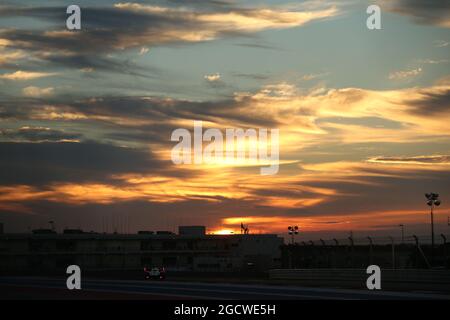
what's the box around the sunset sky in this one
[0,0,449,240]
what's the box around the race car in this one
[144,266,166,280]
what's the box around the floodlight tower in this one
[288,226,299,244]
[425,192,441,265]
[48,220,55,232]
[398,224,404,243]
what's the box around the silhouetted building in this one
[137,231,154,235]
[0,227,283,273]
[179,226,205,236]
[63,229,85,234]
[31,229,56,234]
[156,231,175,235]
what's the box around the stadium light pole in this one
[425,193,441,266]
[398,224,404,243]
[288,226,299,245]
[287,226,299,269]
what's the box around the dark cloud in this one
[0,2,336,73]
[38,54,161,78]
[381,0,450,27]
[369,155,450,164]
[0,6,201,74]
[251,188,318,199]
[234,42,281,51]
[99,96,277,127]
[0,95,280,128]
[0,6,192,53]
[0,141,169,186]
[0,126,82,142]
[164,0,233,7]
[312,221,342,225]
[316,116,406,129]
[283,166,450,217]
[406,88,450,115]
[104,122,179,145]
[232,72,270,80]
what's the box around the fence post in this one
[389,236,395,269]
[441,234,447,268]
[413,235,419,267]
[348,236,354,267]
[288,244,293,269]
[413,234,431,269]
[320,239,329,267]
[332,239,339,268]
[367,236,373,265]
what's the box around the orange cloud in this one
[220,207,450,234]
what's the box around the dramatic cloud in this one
[380,0,450,28]
[2,82,450,148]
[1,152,449,235]
[0,1,448,235]
[1,82,449,211]
[0,126,80,143]
[0,141,171,186]
[406,87,450,115]
[0,2,340,72]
